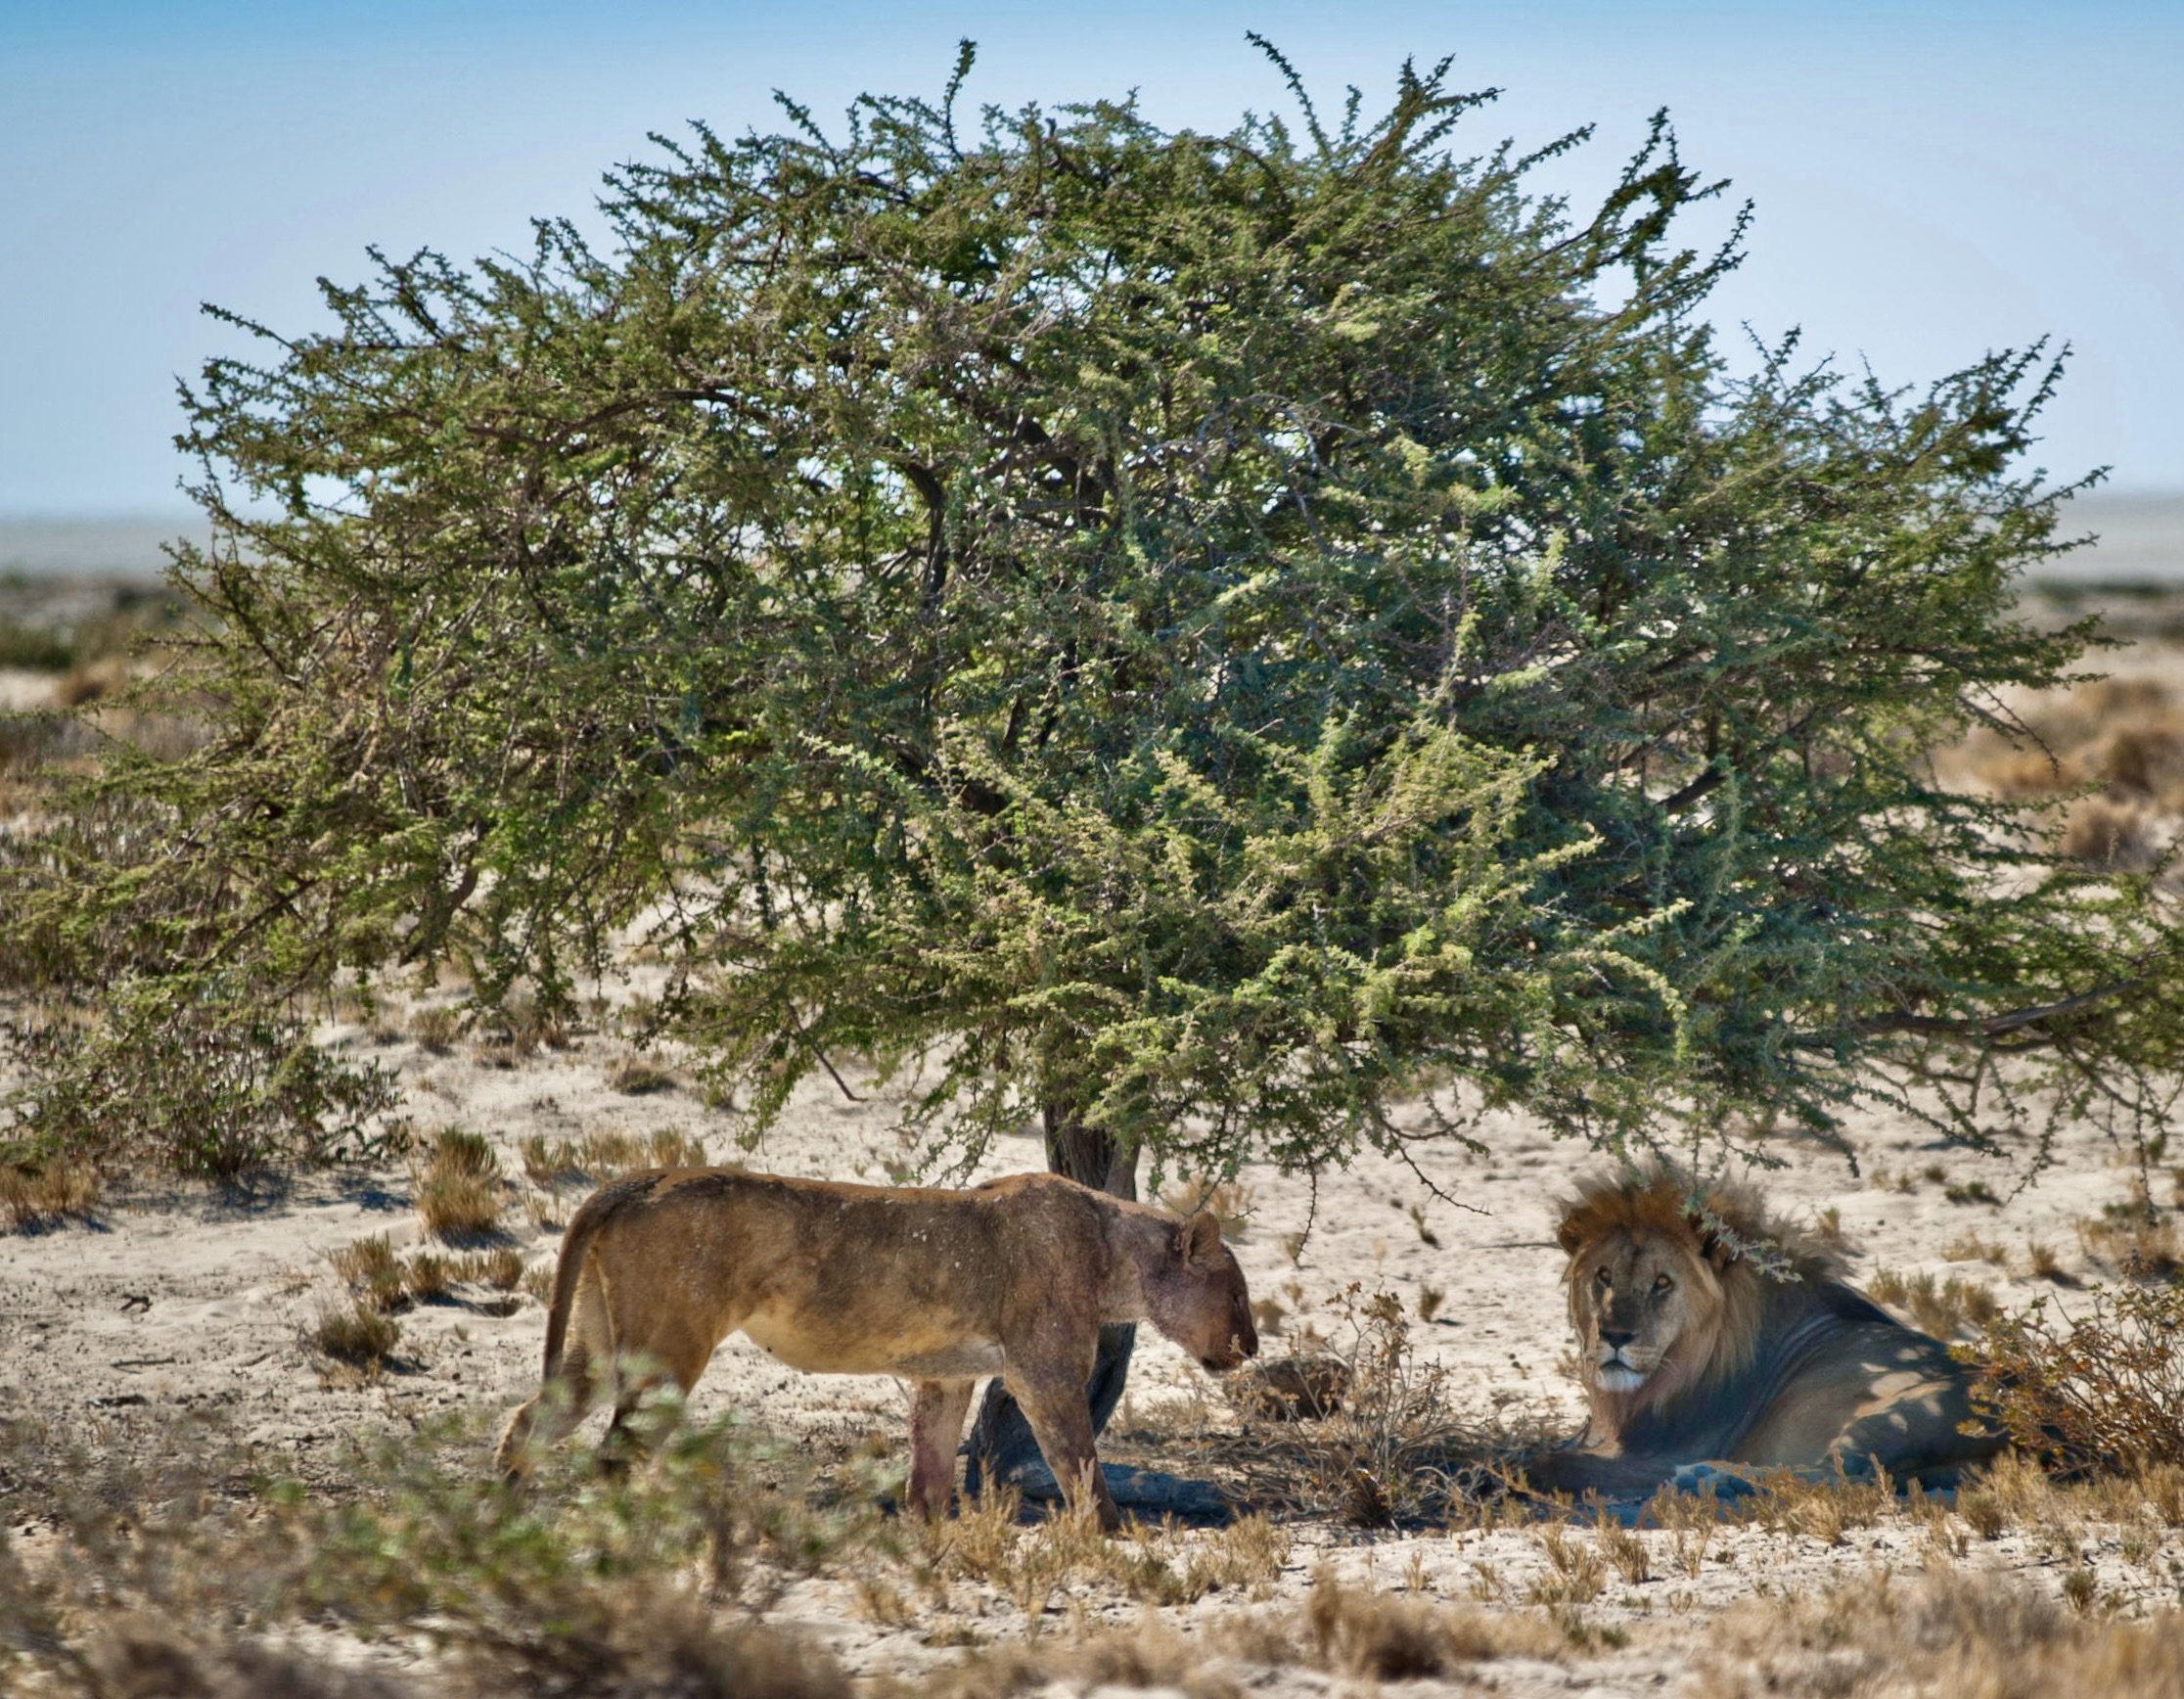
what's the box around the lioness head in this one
[1144,1212,1258,1373]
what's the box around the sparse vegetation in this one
[1970,1284,2184,1476]
[1702,1569,2184,1698]
[307,1299,400,1372]
[605,1051,676,1096]
[1864,1266,1999,1336]
[413,1125,505,1241]
[2076,1188,2184,1280]
[0,1151,100,1230]
[1215,1285,1533,1525]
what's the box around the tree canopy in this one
[6,43,2180,1187]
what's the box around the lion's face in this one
[1563,1225,1724,1398]
[1144,1212,1259,1373]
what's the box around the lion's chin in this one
[1594,1363,1649,1394]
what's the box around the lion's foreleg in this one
[906,1379,977,1518]
[1006,1368,1122,1534]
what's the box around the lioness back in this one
[572,1168,1111,1377]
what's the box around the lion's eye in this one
[1595,1267,1612,1287]
[1653,1273,1673,1294]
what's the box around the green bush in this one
[5,41,2181,1195]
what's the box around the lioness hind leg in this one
[599,1320,719,1467]
[495,1267,613,1481]
[907,1379,977,1518]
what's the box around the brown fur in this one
[494,1168,1257,1531]
[1526,1170,2004,1495]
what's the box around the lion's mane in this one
[1558,1169,1885,1450]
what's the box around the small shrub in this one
[413,1126,504,1241]
[408,1004,460,1051]
[1944,1232,2011,1265]
[308,1300,400,1370]
[1969,1285,2184,1476]
[606,1052,676,1095]
[0,1153,100,1230]
[2077,1199,2182,1282]
[329,1233,406,1311]
[1217,1285,1528,1525]
[0,998,400,1182]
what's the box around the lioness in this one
[495,1168,1257,1531]
[1525,1171,2005,1495]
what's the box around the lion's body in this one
[1526,1171,2004,1494]
[495,1168,1256,1529]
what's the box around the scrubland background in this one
[5,501,2184,1696]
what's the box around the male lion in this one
[495,1168,1257,1531]
[1524,1171,2005,1495]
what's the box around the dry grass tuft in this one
[412,1125,504,1241]
[1943,1231,2012,1266]
[82,1619,407,1698]
[1864,1265,1999,1336]
[1158,1173,1256,1238]
[520,1126,708,1186]
[1527,1523,1606,1604]
[1702,1568,2184,1698]
[329,1233,406,1311]
[605,1052,676,1095]
[920,1618,1240,1699]
[0,1153,101,1230]
[306,1300,400,1373]
[2060,795,2161,868]
[2076,1191,2183,1281]
[1300,1566,1561,1678]
[407,1003,461,1052]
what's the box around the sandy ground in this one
[4,989,2174,1696]
[6,589,2184,1695]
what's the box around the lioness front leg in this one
[906,1379,978,1518]
[1007,1369,1122,1533]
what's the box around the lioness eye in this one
[1653,1273,1673,1293]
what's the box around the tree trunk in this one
[962,1105,1137,1500]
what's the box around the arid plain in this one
[6,548,2184,1696]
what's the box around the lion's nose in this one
[1599,1327,1636,1350]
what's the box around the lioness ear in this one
[1179,1210,1223,1265]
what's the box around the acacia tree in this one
[7,45,2182,1479]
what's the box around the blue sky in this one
[3,0,2178,516]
